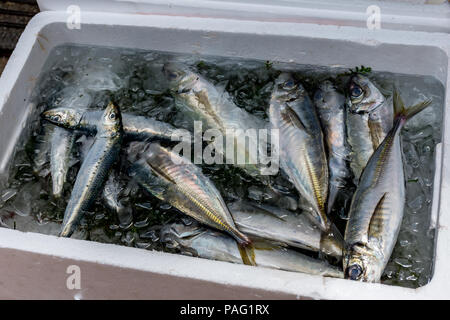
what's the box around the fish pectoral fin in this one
[281,106,310,134]
[367,192,388,241]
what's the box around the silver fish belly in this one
[129,143,251,245]
[60,103,123,237]
[161,222,343,278]
[228,201,343,258]
[269,73,329,231]
[314,81,351,213]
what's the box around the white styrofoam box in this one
[36,0,450,33]
[0,1,449,299]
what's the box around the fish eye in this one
[168,71,179,80]
[351,86,363,98]
[347,264,363,280]
[51,115,61,122]
[284,79,295,88]
[109,113,116,120]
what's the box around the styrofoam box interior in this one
[0,9,449,299]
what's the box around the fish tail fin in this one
[59,223,74,238]
[393,87,432,126]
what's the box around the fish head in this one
[348,74,385,114]
[314,80,343,110]
[163,62,198,93]
[41,107,82,129]
[344,242,383,282]
[273,73,304,102]
[100,102,123,135]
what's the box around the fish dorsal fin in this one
[368,193,388,241]
[281,105,309,134]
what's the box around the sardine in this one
[228,201,343,258]
[60,102,123,237]
[161,222,343,278]
[314,81,351,213]
[42,108,178,142]
[343,91,431,282]
[48,87,92,198]
[77,135,133,228]
[269,73,329,231]
[346,74,394,182]
[162,63,269,177]
[129,143,251,245]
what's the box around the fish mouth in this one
[345,264,363,280]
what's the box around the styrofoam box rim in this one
[0,11,449,299]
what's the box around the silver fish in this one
[346,74,394,182]
[42,108,178,142]
[344,91,431,282]
[161,222,343,278]
[228,201,343,258]
[78,135,131,226]
[60,102,123,237]
[269,73,330,231]
[48,87,92,198]
[314,81,351,213]
[163,63,269,177]
[129,143,251,245]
